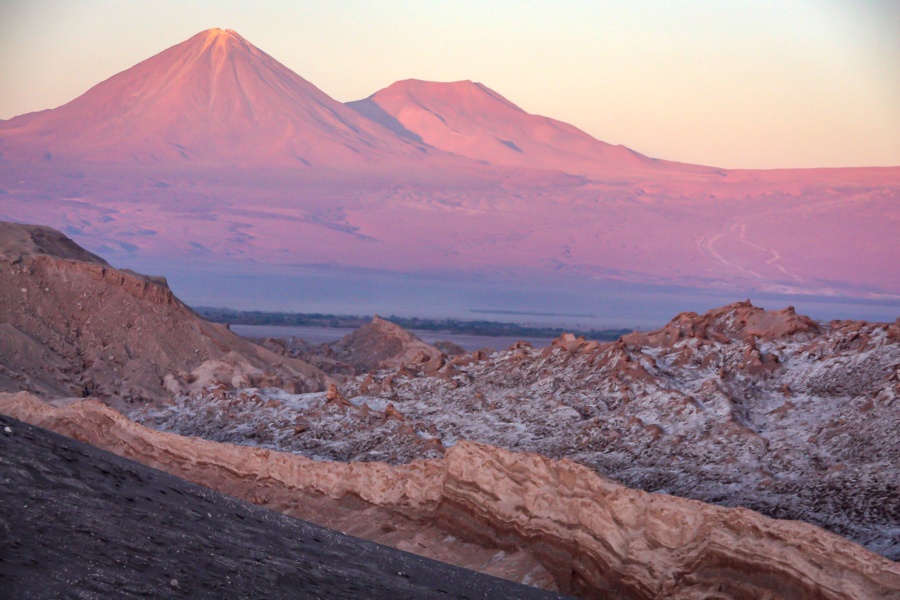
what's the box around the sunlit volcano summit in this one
[0,28,433,167]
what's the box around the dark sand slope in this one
[0,413,570,600]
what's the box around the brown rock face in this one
[309,315,444,374]
[0,222,330,405]
[433,340,467,356]
[625,300,822,347]
[3,391,898,600]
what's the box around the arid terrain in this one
[136,302,900,561]
[1,221,899,598]
[5,391,900,599]
[0,221,330,407]
[1,22,898,600]
[0,411,567,600]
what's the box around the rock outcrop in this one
[624,300,822,346]
[138,301,900,559]
[296,315,445,376]
[3,391,898,599]
[0,222,330,405]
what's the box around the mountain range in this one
[1,28,898,318]
[0,28,678,174]
[0,29,431,168]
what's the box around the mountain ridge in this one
[0,221,331,404]
[0,28,698,177]
[347,78,679,176]
[0,28,443,169]
[2,28,897,176]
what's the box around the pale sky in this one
[0,0,898,169]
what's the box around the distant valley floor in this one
[165,264,900,331]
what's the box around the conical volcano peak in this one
[0,28,434,167]
[188,27,259,62]
[188,28,261,75]
[203,27,238,39]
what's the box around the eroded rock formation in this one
[0,411,566,600]
[295,315,445,376]
[139,301,900,559]
[0,222,331,406]
[3,391,898,599]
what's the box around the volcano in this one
[347,79,712,176]
[0,29,436,168]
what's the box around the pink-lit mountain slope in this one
[0,29,440,169]
[347,79,715,177]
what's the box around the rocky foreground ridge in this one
[0,222,330,406]
[139,302,900,561]
[4,391,899,599]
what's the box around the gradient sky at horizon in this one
[1,0,898,169]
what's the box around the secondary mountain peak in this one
[349,78,665,176]
[378,79,524,112]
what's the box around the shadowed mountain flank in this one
[346,97,426,143]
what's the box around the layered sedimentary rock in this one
[3,391,898,599]
[0,222,330,406]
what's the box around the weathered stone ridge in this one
[3,391,898,599]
